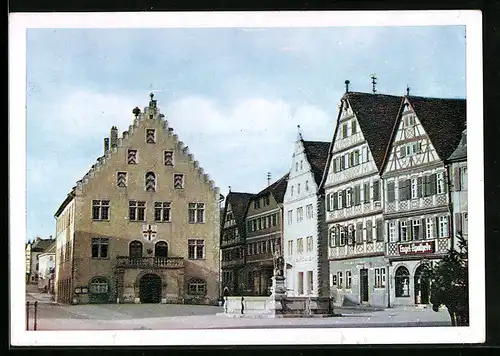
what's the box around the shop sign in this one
[398,241,435,255]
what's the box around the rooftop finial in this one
[132,106,141,117]
[345,80,350,93]
[406,85,410,96]
[150,92,154,100]
[297,125,303,141]
[370,74,377,94]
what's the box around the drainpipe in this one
[446,164,454,250]
[386,261,391,308]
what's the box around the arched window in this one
[188,278,207,296]
[89,277,108,294]
[129,240,143,259]
[395,266,410,297]
[155,241,168,258]
[145,171,156,192]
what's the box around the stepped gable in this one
[54,93,220,217]
[223,191,255,233]
[346,92,404,173]
[253,173,289,204]
[301,140,330,186]
[407,95,466,162]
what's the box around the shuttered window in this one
[373,181,380,201]
[355,222,363,243]
[366,220,373,242]
[333,192,338,210]
[376,219,384,242]
[387,181,395,202]
[363,182,370,202]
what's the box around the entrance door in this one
[414,265,430,304]
[360,269,369,303]
[139,273,162,303]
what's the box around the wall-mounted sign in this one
[399,241,435,255]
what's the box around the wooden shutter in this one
[455,212,462,234]
[373,181,380,201]
[349,152,353,167]
[434,216,439,237]
[356,222,363,243]
[430,174,437,195]
[364,182,370,202]
[398,179,405,201]
[376,219,383,242]
[333,192,338,210]
[408,220,414,241]
[388,182,395,202]
[356,185,361,205]
[419,219,425,240]
[417,176,423,197]
[406,179,412,200]
[423,175,429,197]
[333,159,338,173]
[443,171,448,193]
[342,190,347,207]
[366,220,373,242]
[326,194,331,211]
[396,221,401,241]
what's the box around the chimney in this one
[371,74,377,94]
[110,126,118,148]
[104,138,109,153]
[345,80,350,93]
[267,172,271,186]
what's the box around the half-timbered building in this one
[283,138,330,297]
[321,91,403,307]
[381,95,466,306]
[243,174,288,296]
[220,190,254,295]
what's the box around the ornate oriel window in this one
[145,171,156,192]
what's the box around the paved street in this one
[25,291,451,330]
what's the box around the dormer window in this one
[342,123,348,139]
[146,129,156,144]
[352,120,357,134]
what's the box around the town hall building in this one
[54,93,221,305]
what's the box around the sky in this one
[25,25,466,242]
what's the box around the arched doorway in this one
[139,273,162,303]
[395,266,410,298]
[154,241,168,266]
[414,265,430,304]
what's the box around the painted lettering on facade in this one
[398,241,435,255]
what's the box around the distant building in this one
[283,138,330,298]
[25,236,54,284]
[381,95,466,306]
[220,190,254,295]
[242,174,288,296]
[37,241,56,293]
[53,94,221,305]
[446,128,468,246]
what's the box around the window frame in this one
[91,238,109,259]
[188,239,205,260]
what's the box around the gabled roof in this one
[408,96,466,162]
[223,191,254,230]
[447,128,467,162]
[301,140,330,186]
[32,238,55,252]
[253,173,289,204]
[39,241,56,255]
[54,188,76,218]
[346,92,404,172]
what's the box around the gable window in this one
[146,128,156,144]
[188,239,205,259]
[127,149,138,164]
[297,183,301,194]
[351,120,357,134]
[188,279,207,295]
[305,180,309,191]
[272,213,278,226]
[188,203,205,223]
[306,204,314,219]
[145,171,156,192]
[300,160,303,170]
[291,185,294,197]
[92,200,110,220]
[264,195,270,206]
[439,216,449,237]
[117,172,127,188]
[342,123,348,138]
[154,202,171,222]
[91,238,109,259]
[164,151,174,166]
[400,221,409,242]
[173,174,184,189]
[129,201,146,221]
[295,162,299,172]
